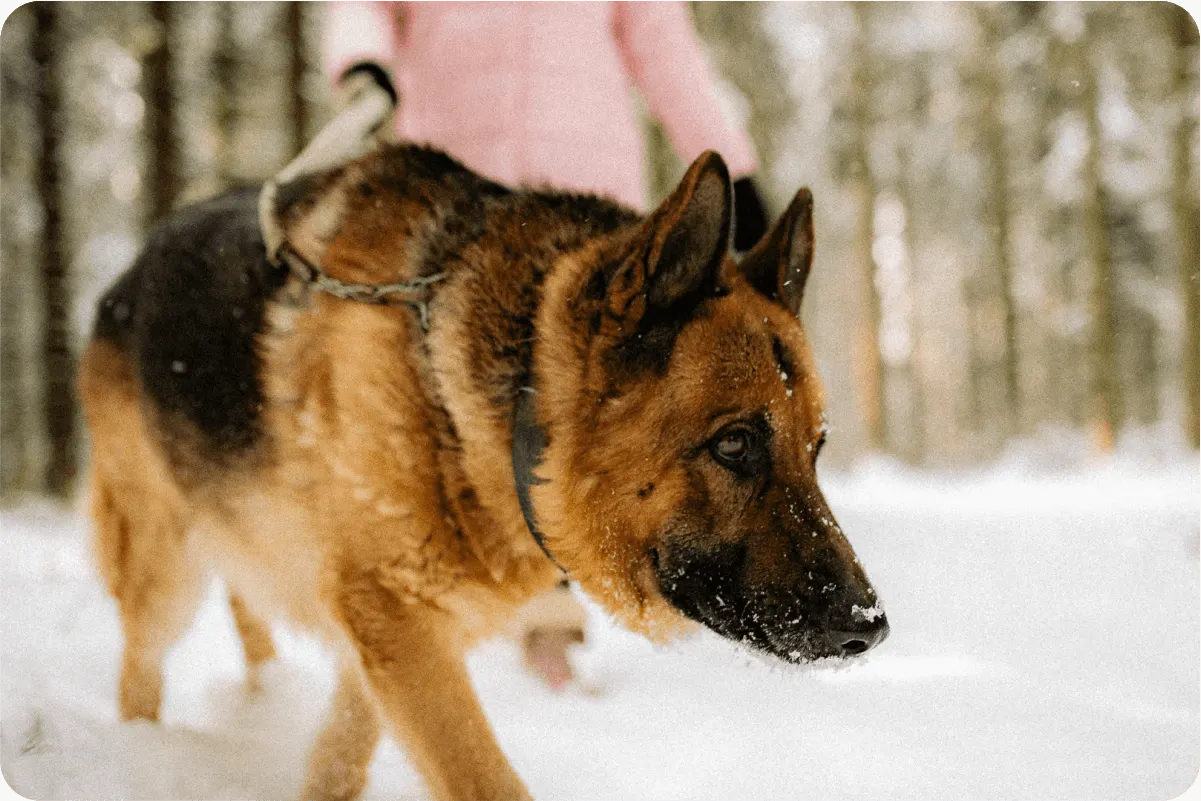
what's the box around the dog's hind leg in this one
[334,576,531,801]
[229,592,276,689]
[80,340,207,722]
[301,656,381,801]
[88,448,205,721]
[113,516,206,722]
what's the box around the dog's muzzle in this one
[653,540,889,663]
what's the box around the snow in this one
[2,448,1197,800]
[850,603,884,623]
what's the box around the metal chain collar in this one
[276,244,445,331]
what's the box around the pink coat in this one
[323,1,757,210]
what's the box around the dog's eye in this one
[712,429,752,464]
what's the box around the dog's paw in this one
[244,657,283,696]
[246,663,266,694]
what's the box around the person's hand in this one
[336,62,399,144]
[733,177,769,253]
[338,61,398,110]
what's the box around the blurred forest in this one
[0,1,1197,502]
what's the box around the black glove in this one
[732,177,768,253]
[340,61,398,106]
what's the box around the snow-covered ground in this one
[2,443,1197,800]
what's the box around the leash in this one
[258,79,394,265]
[258,79,448,331]
[257,79,561,571]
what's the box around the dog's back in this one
[85,146,515,471]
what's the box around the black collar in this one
[511,385,565,572]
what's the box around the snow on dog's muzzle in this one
[824,603,890,656]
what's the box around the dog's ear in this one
[739,187,814,315]
[602,151,732,338]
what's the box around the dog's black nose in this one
[827,615,889,656]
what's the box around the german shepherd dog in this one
[79,145,888,800]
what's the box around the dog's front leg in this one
[335,577,532,801]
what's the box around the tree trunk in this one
[974,5,1022,439]
[144,1,177,222]
[897,139,927,464]
[1170,5,1200,449]
[213,3,238,187]
[286,1,311,158]
[0,14,30,498]
[1078,13,1121,452]
[848,3,885,452]
[32,2,75,496]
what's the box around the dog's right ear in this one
[739,187,814,316]
[596,151,732,345]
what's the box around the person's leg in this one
[514,581,587,690]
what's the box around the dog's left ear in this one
[739,187,814,315]
[603,151,732,335]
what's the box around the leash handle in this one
[259,80,397,264]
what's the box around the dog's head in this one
[535,152,887,663]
